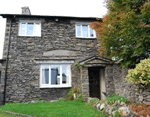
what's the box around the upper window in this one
[75,24,96,38]
[40,64,71,88]
[19,21,41,37]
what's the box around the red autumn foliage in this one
[89,16,109,37]
[130,104,150,117]
[89,16,109,57]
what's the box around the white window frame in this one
[75,24,96,38]
[18,20,41,37]
[40,64,72,88]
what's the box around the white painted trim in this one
[76,37,96,39]
[69,65,71,86]
[40,85,72,88]
[75,24,96,38]
[40,64,72,88]
[49,65,51,85]
[88,25,90,37]
[60,65,62,85]
[18,20,41,37]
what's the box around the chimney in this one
[21,6,31,15]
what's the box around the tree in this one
[90,0,150,68]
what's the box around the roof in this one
[78,55,113,65]
[0,14,101,21]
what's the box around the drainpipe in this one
[3,16,15,105]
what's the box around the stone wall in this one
[1,17,149,104]
[113,64,150,105]
[81,67,90,98]
[81,64,114,100]
[1,17,98,102]
[105,65,115,96]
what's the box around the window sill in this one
[40,85,72,88]
[76,37,96,39]
[18,35,41,37]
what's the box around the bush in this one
[114,111,121,117]
[130,104,150,116]
[100,100,105,104]
[67,87,80,100]
[106,94,128,105]
[127,58,150,89]
[74,93,85,102]
[88,98,99,107]
[67,87,85,102]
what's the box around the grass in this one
[0,101,106,117]
[0,110,19,117]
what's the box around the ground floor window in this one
[40,64,71,88]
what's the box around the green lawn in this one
[0,101,106,117]
[0,110,19,117]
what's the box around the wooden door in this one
[88,67,100,99]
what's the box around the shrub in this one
[112,107,119,111]
[74,93,85,102]
[88,98,99,107]
[100,100,105,104]
[114,111,121,117]
[130,104,150,116]
[67,87,80,100]
[106,94,128,105]
[127,58,150,89]
[67,87,85,102]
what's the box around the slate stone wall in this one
[113,64,150,105]
[81,64,115,100]
[105,65,115,96]
[81,67,90,98]
[2,17,149,104]
[1,17,98,102]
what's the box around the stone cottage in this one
[0,7,149,104]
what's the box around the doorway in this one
[88,67,105,99]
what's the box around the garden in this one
[0,101,105,117]
[0,88,106,117]
[0,85,150,117]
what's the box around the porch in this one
[79,56,115,100]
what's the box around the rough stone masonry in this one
[0,16,99,102]
[0,7,149,104]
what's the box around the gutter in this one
[0,14,101,20]
[3,15,15,105]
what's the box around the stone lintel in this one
[43,50,77,57]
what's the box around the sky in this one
[0,0,108,59]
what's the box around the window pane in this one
[89,27,94,37]
[42,68,49,84]
[20,23,26,35]
[76,25,81,36]
[51,65,60,85]
[62,65,70,84]
[82,25,88,37]
[27,23,34,35]
[34,23,41,36]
